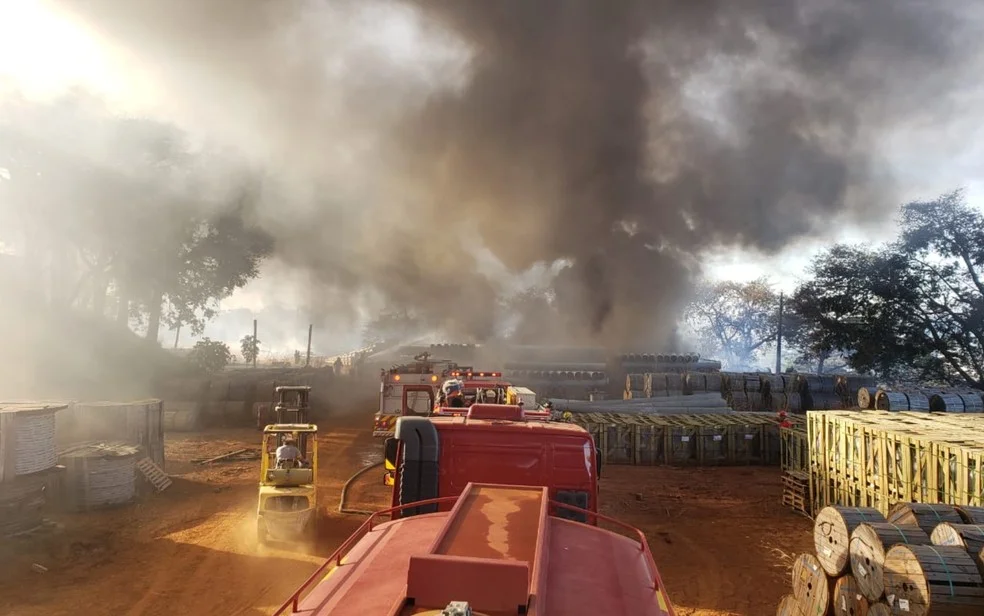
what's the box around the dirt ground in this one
[0,410,812,616]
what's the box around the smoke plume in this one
[45,0,984,348]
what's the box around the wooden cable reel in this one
[815,506,888,576]
[832,574,868,616]
[931,523,984,578]
[857,387,877,410]
[776,594,800,616]
[849,522,930,601]
[883,544,984,616]
[866,603,890,616]
[956,506,984,524]
[888,503,964,536]
[793,552,831,615]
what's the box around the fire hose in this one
[337,460,384,515]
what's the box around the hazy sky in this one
[3,0,983,354]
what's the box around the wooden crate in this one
[807,410,984,516]
[572,412,783,467]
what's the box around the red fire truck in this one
[274,406,674,615]
[372,354,460,437]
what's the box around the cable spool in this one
[814,506,887,576]
[832,574,868,616]
[930,393,965,412]
[875,390,908,411]
[704,373,722,393]
[849,522,930,601]
[931,523,984,578]
[786,393,803,413]
[0,473,48,536]
[60,443,139,511]
[792,553,832,615]
[775,594,798,616]
[957,506,984,524]
[958,392,984,413]
[883,544,984,616]
[857,387,878,409]
[904,391,931,412]
[11,407,60,476]
[888,503,963,536]
[867,603,890,616]
[771,393,788,412]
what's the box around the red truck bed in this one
[278,483,674,616]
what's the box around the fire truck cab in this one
[383,404,599,523]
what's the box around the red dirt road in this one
[0,414,811,616]
[600,466,813,615]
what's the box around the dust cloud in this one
[14,0,984,353]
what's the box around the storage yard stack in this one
[777,502,984,614]
[808,411,984,515]
[567,412,792,466]
[0,403,68,536]
[857,387,984,413]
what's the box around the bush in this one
[188,338,233,375]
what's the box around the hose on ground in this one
[338,461,384,515]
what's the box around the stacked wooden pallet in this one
[808,411,984,515]
[777,504,984,615]
[782,471,810,517]
[571,412,800,467]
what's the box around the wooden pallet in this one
[782,470,811,517]
[135,457,172,492]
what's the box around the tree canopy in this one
[683,278,780,370]
[789,190,984,386]
[0,91,272,344]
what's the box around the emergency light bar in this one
[391,374,439,382]
[449,371,502,378]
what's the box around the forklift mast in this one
[275,386,311,424]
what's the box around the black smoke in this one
[47,0,984,348]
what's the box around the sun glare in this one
[0,0,126,99]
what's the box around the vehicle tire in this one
[256,521,267,545]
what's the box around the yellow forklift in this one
[256,386,319,545]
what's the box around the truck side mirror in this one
[384,438,398,470]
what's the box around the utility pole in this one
[305,324,313,367]
[252,319,258,369]
[775,293,784,374]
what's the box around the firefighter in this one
[777,410,792,429]
[443,379,465,408]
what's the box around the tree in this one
[0,93,272,341]
[790,190,984,387]
[187,338,232,375]
[240,334,261,365]
[683,278,780,370]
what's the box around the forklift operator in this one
[276,434,307,468]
